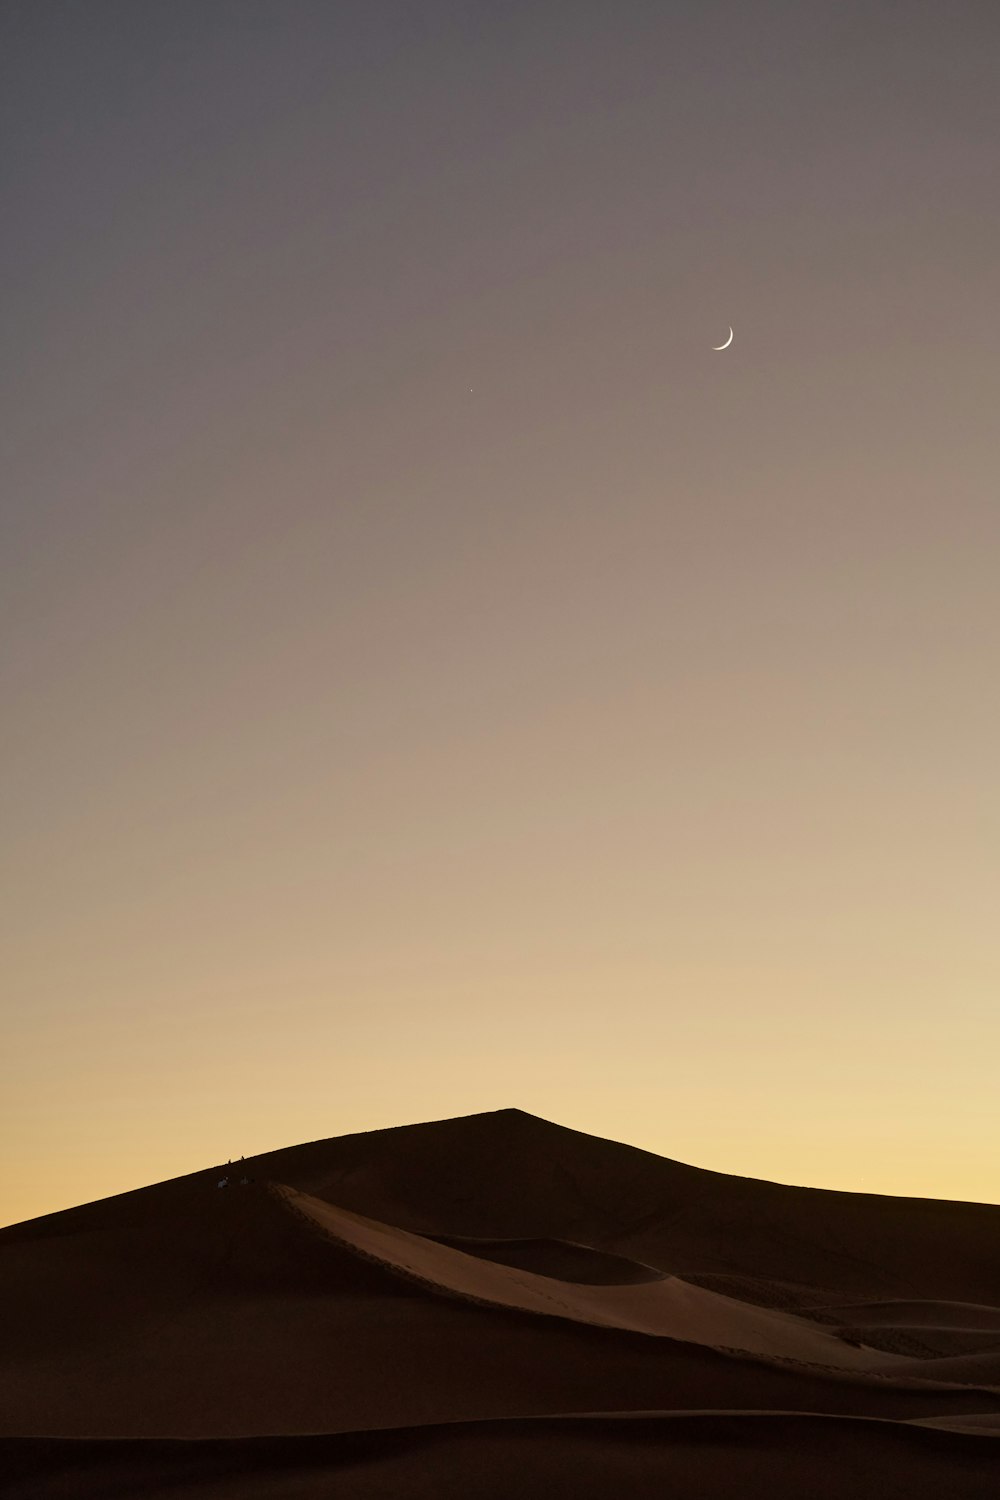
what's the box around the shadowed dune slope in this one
[816,1300,1000,1331]
[805,1298,1000,1362]
[5,1414,1000,1500]
[909,1412,1000,1433]
[884,1352,1000,1385]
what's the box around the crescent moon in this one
[713,327,734,350]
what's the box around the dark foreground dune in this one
[2,1109,999,1497]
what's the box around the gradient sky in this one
[3,1,998,1226]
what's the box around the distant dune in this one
[3,1108,999,1496]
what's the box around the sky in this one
[2,1,997,1227]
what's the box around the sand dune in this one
[816,1300,1000,1331]
[807,1298,1000,1361]
[426,1231,666,1283]
[275,1183,897,1368]
[909,1412,1000,1433]
[882,1351,1000,1385]
[2,1108,999,1495]
[5,1413,1000,1500]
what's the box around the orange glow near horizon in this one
[3,5,997,1228]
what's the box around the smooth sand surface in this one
[881,1352,1000,1384]
[275,1184,897,1367]
[815,1300,1000,1330]
[3,1108,999,1496]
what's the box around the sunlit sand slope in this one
[275,1183,895,1368]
